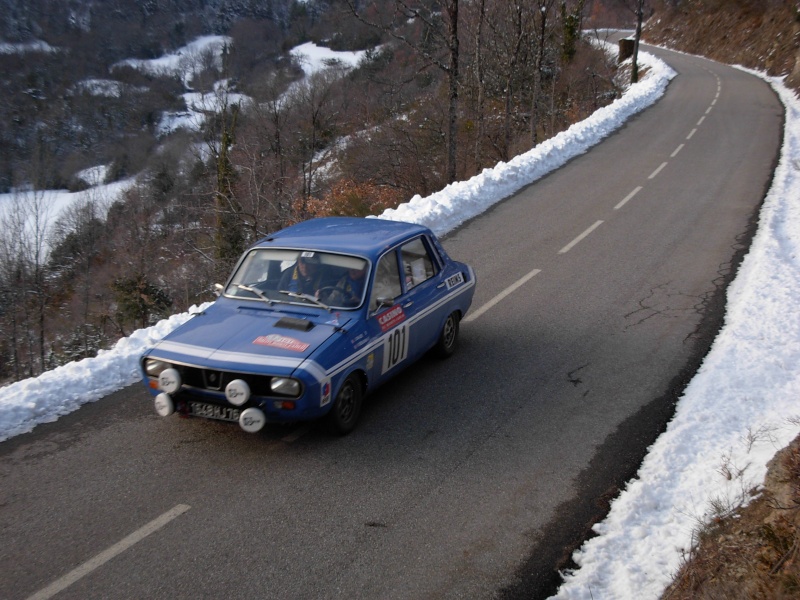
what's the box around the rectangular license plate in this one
[188,402,241,422]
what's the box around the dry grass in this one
[661,435,800,600]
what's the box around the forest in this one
[0,0,644,384]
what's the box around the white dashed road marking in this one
[466,77,722,321]
[648,162,668,179]
[615,186,643,211]
[26,504,191,600]
[464,269,542,323]
[559,220,604,255]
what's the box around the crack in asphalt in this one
[566,363,590,387]
[623,281,704,333]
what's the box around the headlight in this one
[270,377,301,397]
[145,359,171,377]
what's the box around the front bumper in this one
[142,357,330,430]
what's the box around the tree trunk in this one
[473,0,486,171]
[531,3,549,147]
[631,0,644,84]
[445,0,459,183]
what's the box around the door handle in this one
[403,301,414,308]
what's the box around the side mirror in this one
[213,283,224,297]
[376,297,394,309]
[369,297,395,317]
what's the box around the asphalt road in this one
[0,45,783,600]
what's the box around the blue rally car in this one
[141,217,476,435]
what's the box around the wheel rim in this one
[442,315,456,349]
[337,381,356,423]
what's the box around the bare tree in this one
[49,188,109,360]
[288,65,349,207]
[232,91,297,239]
[345,0,461,184]
[529,0,558,146]
[103,182,175,336]
[0,197,27,380]
[494,3,533,160]
[466,0,487,169]
[189,79,245,267]
[631,0,646,83]
[460,0,551,159]
[614,0,647,83]
[0,187,55,377]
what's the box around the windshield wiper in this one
[236,284,276,306]
[278,290,332,311]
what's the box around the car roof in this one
[252,217,432,258]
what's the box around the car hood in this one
[146,301,351,370]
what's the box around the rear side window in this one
[400,237,437,290]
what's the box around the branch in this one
[344,0,452,74]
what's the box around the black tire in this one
[325,374,363,435]
[435,312,460,358]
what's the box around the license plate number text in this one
[189,402,240,422]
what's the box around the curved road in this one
[0,45,783,599]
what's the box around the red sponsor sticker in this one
[253,334,310,352]
[376,305,406,332]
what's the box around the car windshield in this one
[225,248,370,310]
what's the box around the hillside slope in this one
[661,436,800,599]
[644,0,800,93]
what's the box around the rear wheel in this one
[325,374,363,435]
[435,312,460,358]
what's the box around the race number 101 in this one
[382,324,409,373]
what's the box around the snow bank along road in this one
[0,45,783,599]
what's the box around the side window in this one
[369,251,403,311]
[400,237,437,290]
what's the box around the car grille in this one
[178,365,276,396]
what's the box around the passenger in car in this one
[335,265,368,307]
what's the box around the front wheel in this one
[434,312,460,358]
[325,374,363,435]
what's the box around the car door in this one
[366,236,445,383]
[396,235,443,357]
[366,247,407,383]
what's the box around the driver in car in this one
[279,252,324,295]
